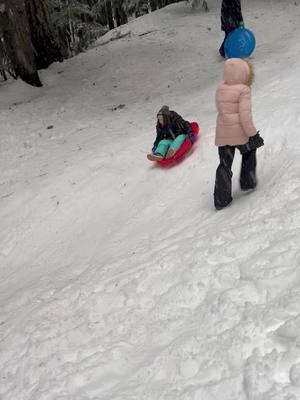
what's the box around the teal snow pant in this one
[154,134,186,157]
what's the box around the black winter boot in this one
[214,146,235,209]
[240,149,257,190]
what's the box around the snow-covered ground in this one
[1,0,300,399]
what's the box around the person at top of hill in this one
[147,106,195,162]
[214,58,264,210]
[219,0,244,57]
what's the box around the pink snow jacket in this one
[215,58,257,146]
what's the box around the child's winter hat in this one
[157,105,170,116]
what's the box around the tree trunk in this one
[114,0,128,27]
[121,2,128,24]
[150,0,158,12]
[25,0,63,69]
[105,0,114,30]
[115,6,121,26]
[0,0,42,87]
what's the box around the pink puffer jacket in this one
[215,58,257,146]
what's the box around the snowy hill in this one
[1,0,300,399]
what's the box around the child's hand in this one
[188,132,196,144]
[238,131,264,154]
[249,131,264,149]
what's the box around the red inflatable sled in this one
[158,121,199,166]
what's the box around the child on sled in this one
[147,106,195,162]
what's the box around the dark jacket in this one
[152,111,194,151]
[221,0,243,32]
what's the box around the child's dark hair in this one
[157,114,170,128]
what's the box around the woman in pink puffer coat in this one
[214,58,264,210]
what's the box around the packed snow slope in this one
[1,0,300,399]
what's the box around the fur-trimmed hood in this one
[224,58,254,86]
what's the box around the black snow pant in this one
[214,146,257,209]
[219,29,234,57]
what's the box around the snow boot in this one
[215,200,232,211]
[147,153,164,162]
[166,148,175,159]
